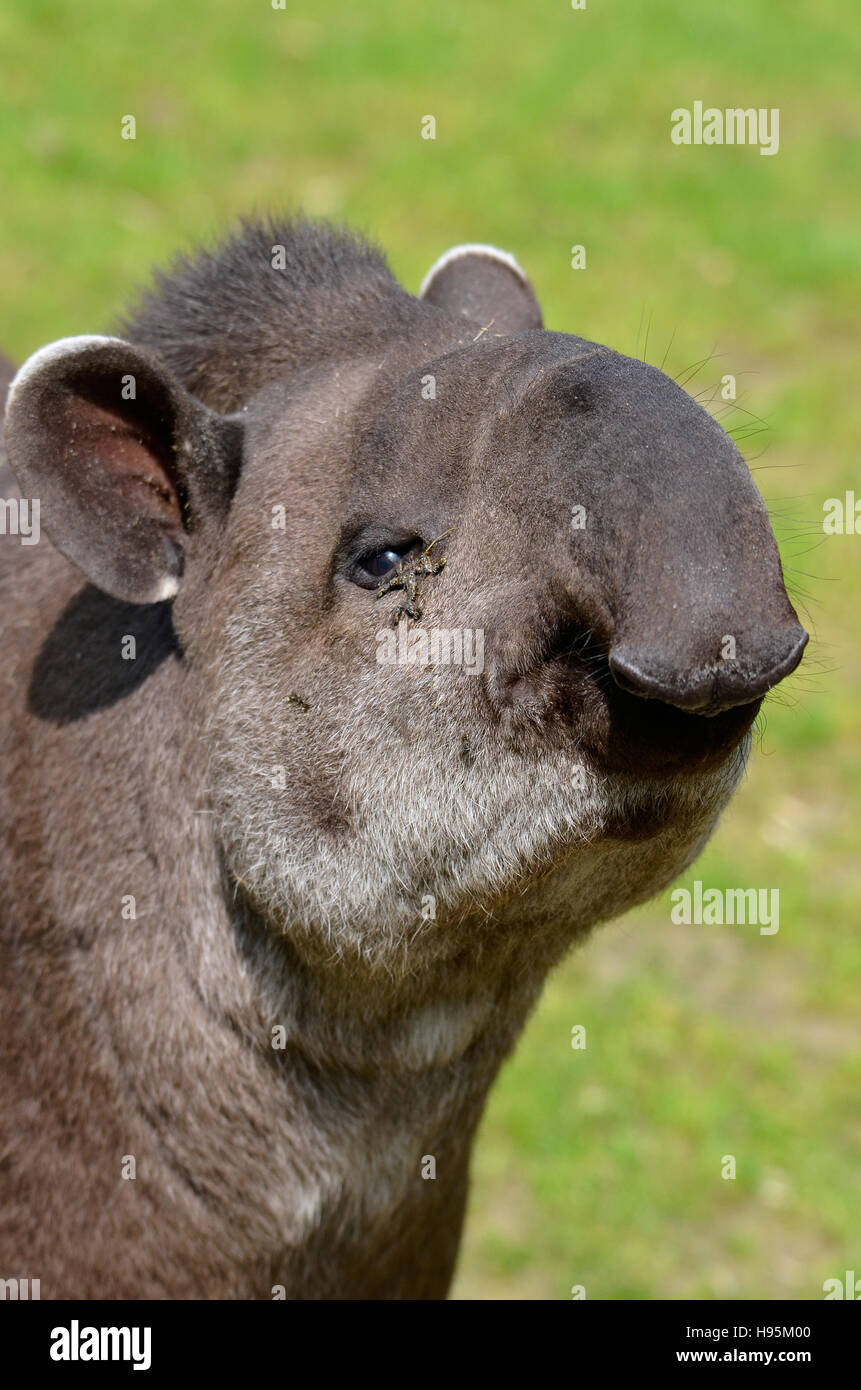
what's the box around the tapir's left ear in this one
[3,335,242,604]
[419,243,543,333]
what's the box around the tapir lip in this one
[608,626,809,716]
[487,632,765,776]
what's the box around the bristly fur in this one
[120,217,434,411]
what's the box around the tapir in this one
[0,219,806,1299]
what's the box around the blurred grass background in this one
[1,0,858,1299]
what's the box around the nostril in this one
[609,626,808,715]
[607,650,718,711]
[608,650,675,701]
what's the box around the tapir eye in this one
[353,542,420,586]
[345,534,422,589]
[362,548,403,578]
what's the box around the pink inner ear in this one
[60,390,182,526]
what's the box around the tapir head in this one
[3,221,806,983]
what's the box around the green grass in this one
[1,0,858,1300]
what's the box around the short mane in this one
[120,217,429,411]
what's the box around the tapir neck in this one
[175,883,534,1299]
[111,865,526,1298]
[2,569,532,1297]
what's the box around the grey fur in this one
[0,220,805,1299]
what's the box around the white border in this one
[6,335,123,415]
[418,243,529,298]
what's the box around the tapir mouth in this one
[487,628,781,777]
[579,668,763,776]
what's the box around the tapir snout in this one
[608,626,808,714]
[596,359,808,717]
[470,338,808,736]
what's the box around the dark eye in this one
[359,548,404,580]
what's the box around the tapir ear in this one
[419,243,543,333]
[3,335,241,603]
